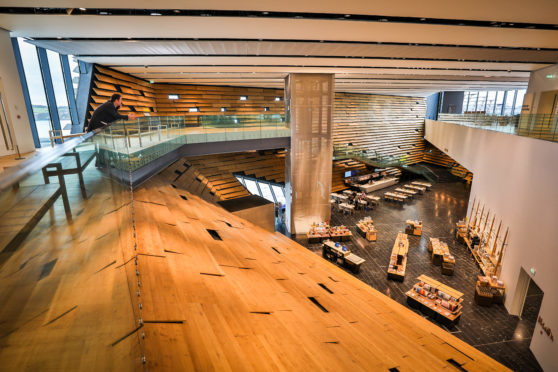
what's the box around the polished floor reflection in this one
[296,173,542,371]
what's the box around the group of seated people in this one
[345,190,368,208]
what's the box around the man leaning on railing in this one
[87,93,137,132]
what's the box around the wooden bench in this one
[42,149,97,199]
[0,165,71,263]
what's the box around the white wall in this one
[525,64,558,114]
[425,120,558,371]
[0,28,34,153]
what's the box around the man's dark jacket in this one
[87,100,129,132]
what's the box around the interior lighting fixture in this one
[275,96,282,101]
[221,107,227,112]
[79,8,86,11]
[168,94,180,99]
[264,107,270,111]
[150,12,162,16]
[189,107,200,112]
[240,96,248,101]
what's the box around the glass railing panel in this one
[436,113,558,142]
[0,130,144,369]
[99,114,289,171]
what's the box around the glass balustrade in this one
[436,113,558,142]
[0,128,145,369]
[99,114,289,171]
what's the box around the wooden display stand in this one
[356,217,377,241]
[475,275,506,306]
[322,240,365,274]
[406,275,464,326]
[458,197,509,278]
[329,225,352,241]
[307,222,330,243]
[405,220,422,236]
[387,232,409,281]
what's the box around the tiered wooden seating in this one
[422,144,473,183]
[333,93,426,165]
[163,150,286,202]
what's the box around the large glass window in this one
[258,182,275,203]
[68,55,80,99]
[477,91,488,113]
[485,91,497,115]
[514,89,526,115]
[271,185,286,205]
[494,91,505,115]
[47,50,71,134]
[466,92,478,112]
[243,178,260,196]
[503,90,516,115]
[462,92,470,113]
[17,38,52,144]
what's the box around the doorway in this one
[520,278,544,340]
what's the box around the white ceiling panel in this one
[2,0,558,24]
[3,16,558,48]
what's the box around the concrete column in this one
[285,73,334,236]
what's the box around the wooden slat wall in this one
[88,65,157,120]
[154,83,284,117]
[162,151,286,202]
[333,93,427,164]
[423,143,473,183]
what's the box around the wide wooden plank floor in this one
[130,175,508,371]
[0,165,509,371]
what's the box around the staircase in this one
[333,144,439,183]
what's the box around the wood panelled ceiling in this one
[1,0,557,96]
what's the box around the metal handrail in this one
[0,129,98,192]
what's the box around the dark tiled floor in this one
[295,175,543,371]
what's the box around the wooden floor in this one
[0,165,509,371]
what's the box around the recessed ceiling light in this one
[168,94,179,99]
[189,107,199,112]
[150,12,162,16]
[79,8,86,11]
[262,11,269,15]
[240,96,248,101]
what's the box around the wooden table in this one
[405,220,422,236]
[384,192,406,202]
[356,218,377,241]
[430,238,450,266]
[406,275,464,326]
[365,194,380,206]
[344,253,366,273]
[403,184,426,194]
[357,199,368,210]
[339,202,355,214]
[342,189,353,196]
[387,232,408,281]
[412,181,432,190]
[396,187,417,197]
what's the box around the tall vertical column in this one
[285,73,334,236]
